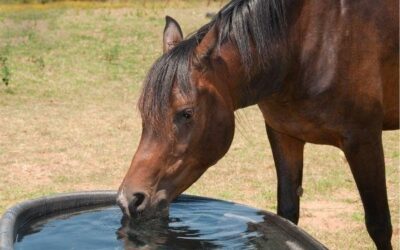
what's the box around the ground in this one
[0,1,398,249]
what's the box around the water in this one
[14,196,316,250]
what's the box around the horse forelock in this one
[138,37,199,129]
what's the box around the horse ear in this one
[195,25,218,65]
[163,16,183,53]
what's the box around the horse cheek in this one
[201,108,235,166]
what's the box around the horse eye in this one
[181,108,193,120]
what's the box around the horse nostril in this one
[128,192,148,217]
[133,192,145,207]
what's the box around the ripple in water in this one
[14,196,321,250]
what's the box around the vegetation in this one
[0,45,11,86]
[0,2,398,249]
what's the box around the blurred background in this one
[0,1,398,249]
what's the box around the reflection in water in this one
[14,195,325,250]
[117,215,219,249]
[245,212,327,250]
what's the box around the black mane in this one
[139,0,287,127]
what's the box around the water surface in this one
[15,196,317,250]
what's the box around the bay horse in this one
[117,0,399,249]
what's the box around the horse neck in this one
[217,37,292,111]
[214,1,303,111]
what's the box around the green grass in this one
[0,2,398,250]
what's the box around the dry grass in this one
[0,2,399,249]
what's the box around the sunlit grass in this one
[0,0,220,12]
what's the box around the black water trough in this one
[0,191,327,250]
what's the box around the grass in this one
[0,2,399,250]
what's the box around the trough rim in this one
[0,190,327,250]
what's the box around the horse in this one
[117,0,399,249]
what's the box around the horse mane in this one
[139,0,287,128]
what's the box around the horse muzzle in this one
[117,189,169,220]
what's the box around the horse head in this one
[117,16,237,219]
